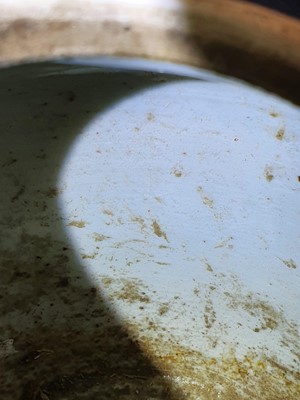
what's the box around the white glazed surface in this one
[60,60,300,362]
[0,59,299,399]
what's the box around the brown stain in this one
[276,127,285,140]
[197,186,214,208]
[3,327,175,400]
[6,260,300,400]
[214,237,233,249]
[101,273,297,400]
[102,209,114,216]
[223,277,297,339]
[81,252,97,260]
[3,230,299,400]
[147,112,155,122]
[11,185,26,202]
[67,220,86,228]
[131,215,147,233]
[135,331,300,400]
[158,303,169,316]
[93,233,110,242]
[113,279,150,304]
[281,259,297,269]
[204,299,216,329]
[0,232,178,399]
[171,169,183,178]
[2,157,18,167]
[262,317,278,330]
[101,276,113,287]
[205,262,213,272]
[202,196,214,207]
[264,166,274,182]
[269,111,280,118]
[43,187,59,198]
[152,220,168,242]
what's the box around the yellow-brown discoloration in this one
[269,111,280,118]
[131,216,147,232]
[81,252,97,260]
[205,262,213,272]
[152,220,168,242]
[93,233,110,242]
[276,127,285,140]
[112,279,150,304]
[172,169,183,177]
[281,259,297,269]
[102,209,114,216]
[214,237,233,249]
[204,299,216,329]
[147,112,155,122]
[264,166,274,182]
[202,195,214,207]
[115,270,299,399]
[44,187,62,198]
[128,331,300,400]
[158,304,169,316]
[101,276,113,287]
[222,279,297,343]
[67,220,87,228]
[154,196,163,203]
[197,187,214,208]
